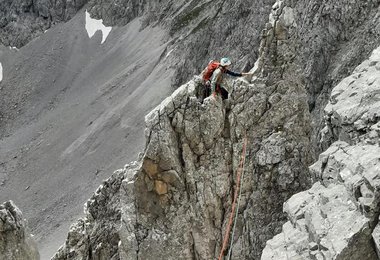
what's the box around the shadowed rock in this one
[0,200,39,260]
[262,42,380,260]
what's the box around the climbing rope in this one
[227,140,247,259]
[218,135,248,260]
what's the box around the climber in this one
[201,57,252,101]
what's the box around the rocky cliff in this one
[51,1,316,255]
[262,45,380,260]
[0,200,39,260]
[53,71,312,259]
[49,0,380,259]
[0,0,276,257]
[0,0,86,48]
[2,0,380,259]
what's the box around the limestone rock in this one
[51,0,314,258]
[0,200,39,260]
[372,222,380,257]
[322,46,380,147]
[0,0,86,48]
[263,140,380,260]
[52,164,139,260]
[50,0,380,259]
[54,70,312,260]
[262,27,380,259]
[262,182,376,260]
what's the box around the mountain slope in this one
[0,0,86,48]
[49,0,380,259]
[0,10,173,258]
[3,0,379,259]
[0,1,275,258]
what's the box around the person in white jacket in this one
[210,57,251,100]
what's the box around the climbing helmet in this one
[220,57,232,66]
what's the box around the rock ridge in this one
[53,58,312,259]
[3,0,380,259]
[52,0,314,259]
[262,44,380,260]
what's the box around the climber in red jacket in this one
[201,58,252,100]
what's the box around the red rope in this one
[218,136,248,260]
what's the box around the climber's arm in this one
[226,70,253,77]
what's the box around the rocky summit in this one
[0,1,274,257]
[1,0,380,259]
[51,67,313,258]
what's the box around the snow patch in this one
[0,62,3,82]
[165,49,174,58]
[85,10,112,44]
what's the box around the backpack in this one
[202,60,220,82]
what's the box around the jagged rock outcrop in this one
[52,164,138,260]
[248,0,380,154]
[1,1,277,257]
[23,0,380,259]
[321,46,380,148]
[52,1,316,259]
[286,0,380,153]
[0,0,86,48]
[53,50,312,260]
[0,200,39,260]
[262,45,380,259]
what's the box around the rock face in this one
[0,200,39,260]
[322,46,380,147]
[294,0,380,153]
[53,43,312,260]
[262,45,380,260]
[0,0,86,48]
[52,0,380,259]
[52,166,131,260]
[3,0,379,259]
[1,1,276,257]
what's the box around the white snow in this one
[85,10,112,44]
[165,49,174,58]
[0,62,3,82]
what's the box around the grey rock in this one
[257,133,286,166]
[52,167,132,260]
[322,46,380,147]
[0,0,86,48]
[10,0,379,259]
[249,0,380,155]
[0,2,277,255]
[263,27,380,259]
[54,58,312,259]
[372,222,380,258]
[51,0,314,259]
[0,200,39,260]
[262,181,377,260]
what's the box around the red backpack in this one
[202,60,220,82]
